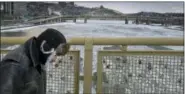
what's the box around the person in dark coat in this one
[0,28,70,94]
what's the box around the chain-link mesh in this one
[100,55,184,94]
[46,52,78,94]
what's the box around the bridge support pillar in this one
[60,18,62,22]
[169,17,173,26]
[58,18,60,22]
[125,17,128,24]
[161,19,164,26]
[73,18,76,23]
[56,19,58,23]
[164,18,168,27]
[136,17,139,24]
[52,19,55,23]
[84,18,87,23]
[146,17,150,25]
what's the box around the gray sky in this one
[75,2,184,13]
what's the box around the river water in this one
[1,20,183,37]
[1,20,183,50]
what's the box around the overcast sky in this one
[75,2,184,13]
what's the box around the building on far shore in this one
[1,2,28,20]
[1,2,14,16]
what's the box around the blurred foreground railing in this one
[1,37,184,94]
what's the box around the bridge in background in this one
[1,2,184,26]
[27,15,184,26]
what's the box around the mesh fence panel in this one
[100,55,184,94]
[1,45,184,94]
[46,52,79,94]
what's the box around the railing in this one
[1,37,184,94]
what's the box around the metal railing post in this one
[97,52,103,94]
[120,45,127,51]
[83,37,93,94]
[74,51,80,94]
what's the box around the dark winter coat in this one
[0,37,46,94]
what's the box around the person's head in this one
[36,28,70,64]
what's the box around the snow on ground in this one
[1,24,34,30]
[1,22,76,32]
[165,25,184,31]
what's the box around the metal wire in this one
[0,54,6,61]
[101,55,184,94]
[46,53,76,94]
